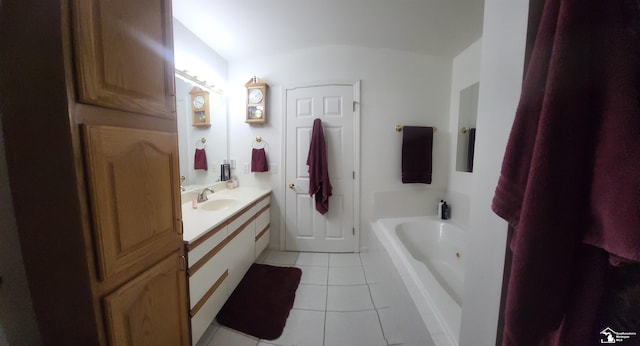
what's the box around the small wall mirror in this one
[176,75,228,187]
[456,82,479,173]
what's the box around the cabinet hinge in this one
[352,171,355,179]
[179,256,186,271]
[176,218,184,235]
[353,101,356,112]
[352,227,355,235]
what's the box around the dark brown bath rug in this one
[216,263,302,340]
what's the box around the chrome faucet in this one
[197,188,215,203]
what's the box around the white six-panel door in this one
[285,84,357,252]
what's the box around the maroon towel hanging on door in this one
[306,118,332,215]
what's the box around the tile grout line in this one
[322,254,331,346]
[360,253,391,346]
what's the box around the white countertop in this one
[181,186,271,244]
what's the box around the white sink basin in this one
[181,191,198,205]
[199,198,240,211]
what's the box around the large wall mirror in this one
[455,82,479,173]
[176,74,228,187]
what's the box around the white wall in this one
[173,19,228,88]
[227,45,452,250]
[445,38,482,230]
[460,1,529,345]
[0,119,41,345]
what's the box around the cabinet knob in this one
[288,183,296,189]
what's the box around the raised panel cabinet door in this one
[83,125,182,279]
[104,251,189,345]
[71,0,176,118]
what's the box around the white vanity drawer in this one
[190,269,231,344]
[254,207,270,236]
[255,196,270,211]
[228,207,253,235]
[187,223,228,265]
[188,243,230,309]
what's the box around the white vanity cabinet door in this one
[225,214,256,290]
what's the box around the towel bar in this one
[395,125,437,133]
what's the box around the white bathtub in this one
[371,216,466,345]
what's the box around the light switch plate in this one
[242,163,249,174]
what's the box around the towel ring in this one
[195,137,206,149]
[251,136,268,149]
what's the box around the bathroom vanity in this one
[181,186,271,343]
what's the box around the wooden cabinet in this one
[82,125,183,280]
[0,0,187,344]
[104,250,189,345]
[71,0,176,118]
[186,194,271,343]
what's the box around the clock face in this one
[193,95,205,109]
[248,88,264,104]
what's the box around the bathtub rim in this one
[371,215,464,346]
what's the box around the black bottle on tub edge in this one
[441,201,450,220]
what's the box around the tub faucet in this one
[197,188,215,203]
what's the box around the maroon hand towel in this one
[251,148,269,172]
[492,1,640,345]
[306,118,332,215]
[194,148,207,170]
[401,126,433,184]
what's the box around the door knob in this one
[288,183,296,189]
